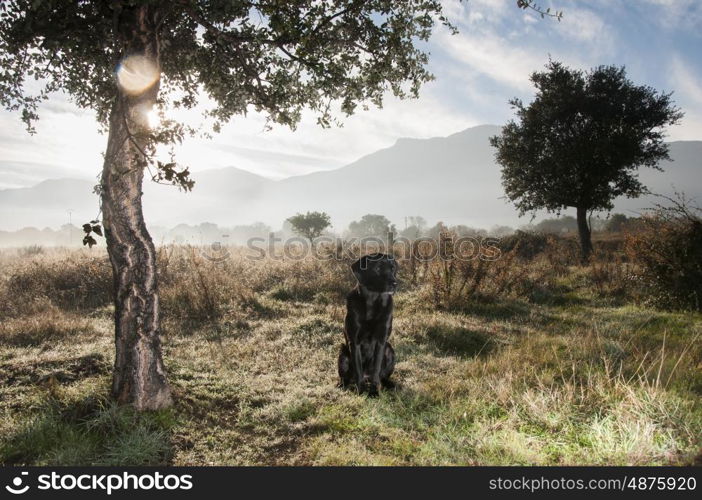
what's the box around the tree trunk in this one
[100,6,172,410]
[576,205,593,263]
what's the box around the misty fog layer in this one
[0,125,700,238]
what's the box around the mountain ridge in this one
[1,125,700,231]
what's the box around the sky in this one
[0,0,701,189]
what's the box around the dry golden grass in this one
[0,244,700,465]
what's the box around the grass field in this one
[1,243,700,465]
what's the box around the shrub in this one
[625,197,702,311]
[588,254,632,299]
[18,245,44,257]
[499,230,551,260]
[157,244,353,323]
[593,234,626,258]
[5,254,113,312]
[158,246,234,321]
[543,237,580,274]
[412,230,554,309]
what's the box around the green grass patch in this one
[1,393,175,466]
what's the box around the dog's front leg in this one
[350,341,364,392]
[369,315,392,395]
[345,308,365,392]
[368,340,386,396]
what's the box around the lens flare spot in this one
[117,55,159,95]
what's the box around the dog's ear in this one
[351,256,366,283]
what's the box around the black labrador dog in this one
[338,253,397,395]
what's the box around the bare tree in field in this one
[0,0,557,409]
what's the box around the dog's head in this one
[351,253,398,293]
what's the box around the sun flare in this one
[116,55,159,95]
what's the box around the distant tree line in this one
[0,222,271,248]
[0,212,643,249]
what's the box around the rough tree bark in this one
[100,5,172,410]
[576,205,593,263]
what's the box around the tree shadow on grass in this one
[0,393,175,466]
[454,299,534,322]
[170,376,245,426]
[1,353,110,388]
[1,352,174,466]
[397,322,507,360]
[423,325,498,359]
[449,298,573,332]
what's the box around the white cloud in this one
[439,0,466,24]
[554,7,608,43]
[463,0,512,24]
[637,0,702,31]
[667,56,702,140]
[170,85,477,177]
[670,56,702,106]
[436,28,543,91]
[0,97,105,185]
[437,2,610,93]
[0,81,477,186]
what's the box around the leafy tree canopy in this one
[399,215,427,239]
[604,213,629,233]
[0,0,456,134]
[287,211,331,241]
[348,213,392,238]
[490,60,683,216]
[534,216,577,234]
